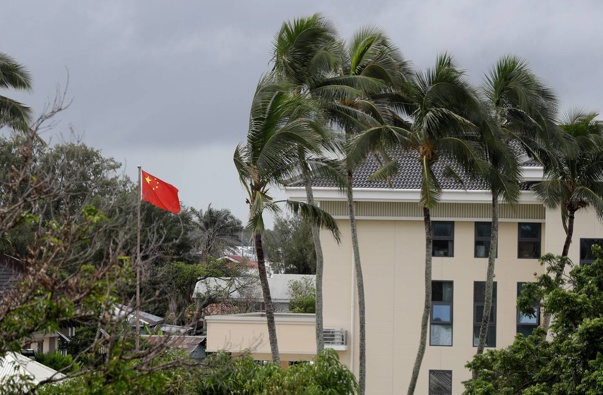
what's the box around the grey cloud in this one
[2,0,603,219]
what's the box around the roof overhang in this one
[284,187,541,204]
[284,165,544,204]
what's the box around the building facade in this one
[205,156,603,394]
[284,162,603,394]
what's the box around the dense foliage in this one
[263,214,316,274]
[141,258,245,324]
[197,349,358,395]
[464,252,603,394]
[288,277,316,313]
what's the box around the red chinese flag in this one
[141,170,181,213]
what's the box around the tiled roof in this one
[293,150,541,191]
[521,158,541,167]
[304,151,490,191]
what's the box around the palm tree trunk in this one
[254,230,280,364]
[562,208,576,257]
[407,207,433,395]
[346,170,366,395]
[476,195,499,359]
[302,163,325,353]
[542,207,577,333]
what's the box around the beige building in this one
[205,155,603,394]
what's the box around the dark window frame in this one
[518,223,541,259]
[473,281,497,347]
[580,238,603,265]
[430,281,453,347]
[433,221,454,257]
[517,282,539,336]
[474,222,498,258]
[429,370,452,395]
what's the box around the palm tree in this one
[473,56,564,354]
[535,111,603,258]
[385,54,487,395]
[332,28,411,395]
[474,56,561,355]
[272,14,344,353]
[0,52,32,131]
[274,17,412,392]
[190,204,243,260]
[533,111,603,335]
[234,74,340,364]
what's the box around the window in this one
[429,370,452,395]
[473,282,496,347]
[518,223,541,259]
[580,238,603,265]
[433,222,454,257]
[475,222,497,258]
[517,282,539,336]
[431,281,453,346]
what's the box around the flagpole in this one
[136,165,141,352]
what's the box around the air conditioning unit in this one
[323,328,347,350]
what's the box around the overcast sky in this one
[2,1,602,225]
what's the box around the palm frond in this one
[272,13,343,86]
[286,200,340,242]
[420,156,441,208]
[0,52,33,90]
[367,159,399,183]
[574,186,603,220]
[532,179,564,210]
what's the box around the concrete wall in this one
[205,313,317,362]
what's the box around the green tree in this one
[141,258,243,324]
[35,352,82,374]
[0,52,32,131]
[0,103,195,394]
[234,74,339,363]
[464,252,603,394]
[139,204,197,265]
[197,349,358,394]
[288,277,316,313]
[475,56,560,356]
[38,346,196,395]
[264,214,316,274]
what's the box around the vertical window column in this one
[580,238,603,265]
[430,281,453,346]
[518,223,541,259]
[473,281,496,347]
[517,282,539,336]
[433,222,454,257]
[429,370,452,395]
[475,222,497,258]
